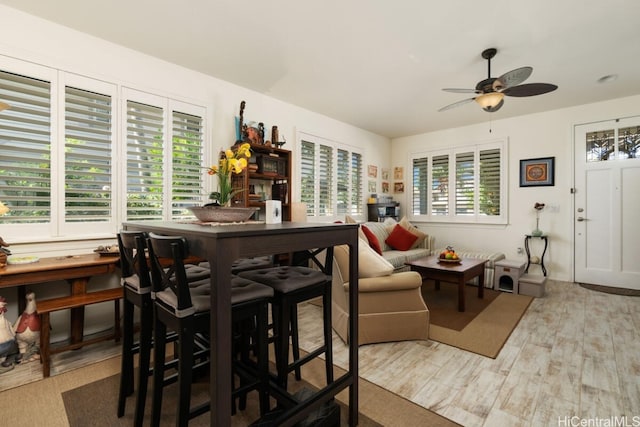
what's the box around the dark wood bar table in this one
[122,220,359,426]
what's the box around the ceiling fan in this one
[438,48,558,113]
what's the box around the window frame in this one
[0,57,209,244]
[409,139,508,225]
[297,131,364,222]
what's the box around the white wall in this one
[391,94,640,282]
[0,4,390,231]
[0,5,390,332]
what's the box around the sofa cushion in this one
[399,217,428,249]
[333,239,394,279]
[361,225,383,255]
[382,248,430,271]
[385,224,418,251]
[345,215,367,241]
[363,221,393,251]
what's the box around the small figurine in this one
[0,236,10,268]
[13,291,40,363]
[0,296,19,374]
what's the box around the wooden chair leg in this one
[134,303,153,427]
[117,299,135,417]
[176,325,194,427]
[40,313,51,378]
[151,320,167,427]
[322,289,334,384]
[290,305,302,381]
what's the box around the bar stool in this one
[238,247,334,389]
[146,233,273,427]
[198,255,274,274]
[116,231,211,426]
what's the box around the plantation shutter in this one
[318,144,333,216]
[412,156,429,215]
[64,86,112,223]
[479,148,501,216]
[431,154,449,216]
[455,151,475,215]
[126,100,165,221]
[0,70,52,223]
[171,110,204,219]
[300,140,316,216]
[351,152,363,215]
[337,149,349,215]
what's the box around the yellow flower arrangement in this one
[207,143,251,206]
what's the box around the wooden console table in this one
[0,254,120,344]
[123,220,360,427]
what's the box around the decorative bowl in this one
[437,258,461,264]
[188,206,259,223]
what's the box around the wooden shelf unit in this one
[231,143,292,221]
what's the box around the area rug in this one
[421,281,533,358]
[63,354,459,427]
[579,282,640,296]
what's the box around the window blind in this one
[300,140,316,216]
[64,86,112,223]
[125,100,165,221]
[337,149,349,215]
[318,144,333,216]
[431,154,449,216]
[0,70,52,223]
[455,151,474,215]
[299,135,363,219]
[412,156,428,215]
[350,152,363,215]
[479,148,501,216]
[171,110,204,220]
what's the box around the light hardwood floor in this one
[1,279,638,426]
[296,279,640,427]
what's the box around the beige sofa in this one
[358,221,434,272]
[360,220,505,287]
[330,242,430,346]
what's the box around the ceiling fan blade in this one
[493,66,533,90]
[438,97,475,112]
[502,83,558,97]
[442,88,477,94]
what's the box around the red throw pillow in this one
[385,224,418,251]
[361,225,383,255]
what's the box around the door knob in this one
[577,217,585,222]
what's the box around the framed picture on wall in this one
[520,157,555,187]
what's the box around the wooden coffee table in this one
[406,255,488,312]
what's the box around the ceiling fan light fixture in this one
[475,92,504,111]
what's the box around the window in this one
[0,68,53,229]
[586,126,640,161]
[64,85,114,226]
[122,90,205,223]
[299,133,363,220]
[410,140,506,224]
[0,59,206,242]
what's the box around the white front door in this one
[574,118,640,289]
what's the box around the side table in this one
[524,234,548,276]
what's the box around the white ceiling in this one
[2,0,640,138]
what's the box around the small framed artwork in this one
[381,181,389,193]
[394,182,405,193]
[367,165,378,178]
[520,157,555,187]
[368,180,376,193]
[381,168,390,180]
[393,166,404,180]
